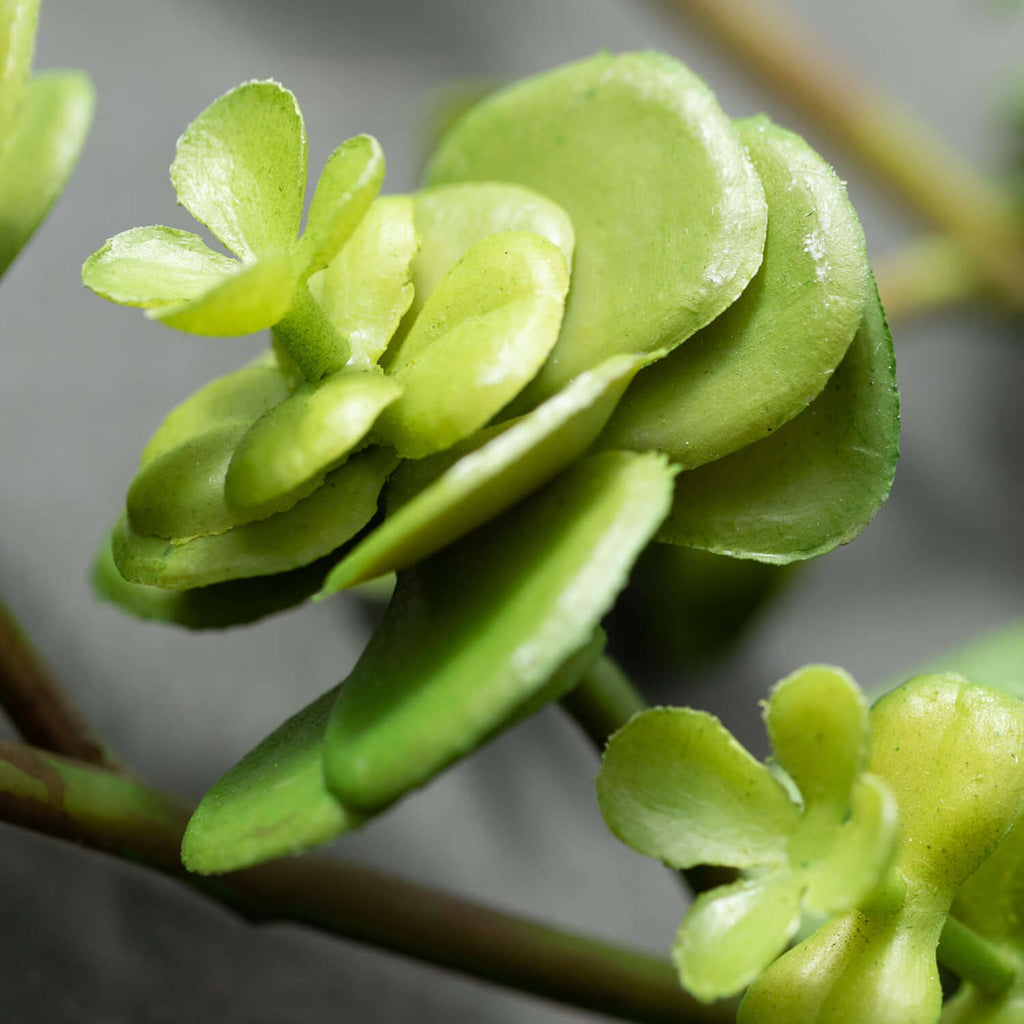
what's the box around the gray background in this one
[1,0,1022,1020]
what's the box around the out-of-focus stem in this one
[875,236,987,321]
[654,0,1024,309]
[0,740,731,1024]
[0,597,124,771]
[938,916,1017,997]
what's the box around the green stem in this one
[874,236,987,322]
[271,282,350,381]
[0,739,731,1024]
[561,658,738,896]
[0,596,124,772]
[938,915,1017,998]
[654,0,1024,309]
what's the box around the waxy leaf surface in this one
[323,352,646,591]
[0,71,93,277]
[600,115,868,467]
[308,195,418,368]
[0,0,38,142]
[115,448,395,589]
[427,51,767,398]
[659,281,899,562]
[321,450,676,812]
[376,230,569,457]
[170,80,307,261]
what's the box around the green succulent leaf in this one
[0,71,93,277]
[658,278,899,563]
[320,450,676,812]
[0,0,39,142]
[403,181,575,328]
[600,115,868,468]
[322,352,646,591]
[170,79,307,261]
[139,354,291,469]
[149,252,296,336]
[295,133,385,278]
[764,664,868,817]
[114,447,396,589]
[82,226,236,308]
[182,686,362,875]
[739,901,945,1024]
[93,534,330,630]
[308,195,418,368]
[597,707,799,870]
[427,50,767,399]
[870,674,1024,897]
[225,368,402,517]
[801,773,901,915]
[376,230,569,457]
[674,874,803,1003]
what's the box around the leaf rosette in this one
[598,664,900,1002]
[81,53,902,873]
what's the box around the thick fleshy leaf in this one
[600,115,868,468]
[170,80,307,261]
[82,225,235,308]
[322,352,646,591]
[149,253,296,336]
[93,534,330,630]
[294,134,384,278]
[321,450,676,811]
[658,280,899,563]
[182,686,361,875]
[802,774,900,915]
[139,354,291,469]
[427,51,767,399]
[403,182,574,327]
[764,664,868,816]
[0,71,93,277]
[225,369,401,517]
[271,280,350,381]
[114,448,395,589]
[597,707,799,870]
[308,195,418,368]
[0,0,38,141]
[738,902,945,1024]
[674,874,802,1001]
[376,230,568,457]
[127,423,252,540]
[869,674,1024,897]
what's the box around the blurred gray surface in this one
[1,0,1022,1020]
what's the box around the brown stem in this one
[0,597,124,771]
[0,740,731,1024]
[653,0,1024,309]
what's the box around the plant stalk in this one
[653,0,1024,309]
[0,739,731,1024]
[938,915,1018,998]
[0,596,124,771]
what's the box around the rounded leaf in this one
[427,51,767,398]
[0,71,94,278]
[170,79,307,260]
[294,133,384,277]
[321,450,677,811]
[0,0,39,141]
[376,230,569,457]
[149,253,296,336]
[600,115,868,468]
[322,352,645,591]
[598,707,799,870]
[674,874,802,1002]
[225,368,402,517]
[658,279,899,563]
[308,195,418,368]
[114,448,396,589]
[82,226,236,309]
